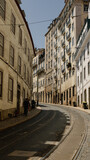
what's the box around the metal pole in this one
[37,73,38,106]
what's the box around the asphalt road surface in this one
[0,104,89,160]
[0,105,69,160]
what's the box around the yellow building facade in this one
[0,0,35,120]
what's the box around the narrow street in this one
[0,104,90,160]
[0,105,67,160]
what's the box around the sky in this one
[21,0,65,49]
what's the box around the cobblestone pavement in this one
[0,107,41,131]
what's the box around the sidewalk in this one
[0,107,41,131]
[41,103,90,115]
[65,105,90,114]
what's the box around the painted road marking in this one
[8,150,37,157]
[45,141,59,145]
[27,157,42,160]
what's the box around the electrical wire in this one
[0,11,89,26]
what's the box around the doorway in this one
[17,84,21,114]
[66,90,68,105]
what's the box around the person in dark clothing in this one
[23,98,29,116]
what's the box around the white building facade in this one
[33,49,45,103]
[75,17,90,108]
[45,0,89,105]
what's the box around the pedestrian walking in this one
[23,98,29,116]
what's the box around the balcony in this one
[32,61,37,68]
[66,47,71,55]
[53,83,57,90]
[61,27,65,35]
[54,33,57,39]
[58,21,61,29]
[54,63,57,69]
[61,53,65,61]
[66,18,71,27]
[54,73,57,80]
[69,0,72,9]
[66,32,71,41]
[37,67,45,75]
[62,68,65,75]
[61,40,65,48]
[67,62,71,70]
[54,52,57,59]
[54,43,58,50]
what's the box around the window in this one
[11,13,16,34]
[23,88,25,101]
[24,39,27,54]
[72,23,74,31]
[64,92,65,100]
[84,89,87,102]
[69,40,71,49]
[80,72,82,83]
[46,64,47,70]
[0,71,3,98]
[87,42,89,55]
[69,70,71,78]
[84,4,88,12]
[78,76,79,86]
[10,46,14,66]
[51,60,52,68]
[69,55,71,62]
[18,56,21,74]
[0,33,4,57]
[66,73,68,80]
[84,67,86,79]
[80,56,82,65]
[72,8,74,17]
[72,53,75,62]
[88,62,90,75]
[19,27,22,45]
[48,62,50,69]
[72,37,74,46]
[72,86,75,96]
[27,70,29,83]
[69,88,71,98]
[8,77,13,102]
[24,64,26,79]
[28,48,30,61]
[0,0,6,20]
[83,50,85,60]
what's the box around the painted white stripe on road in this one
[45,141,59,146]
[27,157,42,160]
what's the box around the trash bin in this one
[31,100,36,109]
[83,102,88,109]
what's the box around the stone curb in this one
[0,107,41,131]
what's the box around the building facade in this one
[33,49,45,103]
[75,16,90,108]
[45,0,89,105]
[0,0,35,120]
